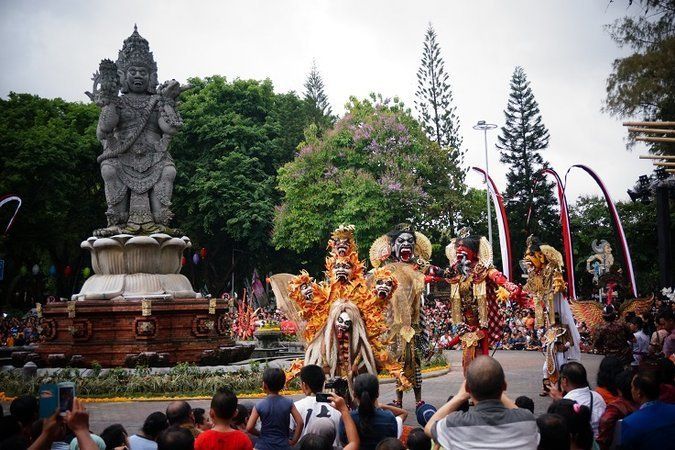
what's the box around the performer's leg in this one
[480,335,490,355]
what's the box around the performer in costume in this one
[370,223,433,407]
[281,226,410,398]
[431,227,523,375]
[521,235,581,396]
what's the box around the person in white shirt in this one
[548,361,606,438]
[629,316,650,367]
[129,412,168,450]
[291,365,342,446]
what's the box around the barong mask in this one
[300,282,314,301]
[393,232,416,262]
[336,311,353,334]
[375,276,395,299]
[332,261,353,283]
[523,235,546,273]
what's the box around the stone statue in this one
[86,25,189,237]
[73,26,199,301]
[586,239,614,284]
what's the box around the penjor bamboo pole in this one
[653,162,675,167]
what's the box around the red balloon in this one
[64,265,73,277]
[200,247,207,259]
[181,256,187,266]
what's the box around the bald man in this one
[166,401,201,438]
[424,356,539,449]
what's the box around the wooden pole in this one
[639,155,675,160]
[654,162,675,167]
[635,136,675,144]
[623,121,675,127]
[628,127,675,135]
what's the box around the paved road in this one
[78,350,602,433]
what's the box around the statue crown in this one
[117,25,157,73]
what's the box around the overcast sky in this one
[0,0,656,203]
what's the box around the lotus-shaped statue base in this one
[74,233,200,300]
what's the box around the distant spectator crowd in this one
[1,314,40,347]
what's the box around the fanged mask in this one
[455,243,477,278]
[332,238,351,257]
[375,278,394,299]
[300,283,314,301]
[393,232,415,263]
[336,311,353,333]
[523,251,546,273]
[333,261,352,283]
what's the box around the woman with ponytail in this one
[338,374,398,450]
[547,399,598,450]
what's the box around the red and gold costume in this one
[433,228,523,374]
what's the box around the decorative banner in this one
[471,167,513,280]
[0,195,22,235]
[568,165,638,298]
[541,168,576,300]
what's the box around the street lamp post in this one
[473,120,498,248]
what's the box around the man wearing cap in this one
[424,356,538,449]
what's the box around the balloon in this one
[192,253,200,265]
[19,265,28,276]
[32,264,40,276]
[64,265,73,277]
[82,267,91,278]
[200,247,207,259]
[49,265,57,277]
[181,256,187,266]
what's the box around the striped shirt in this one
[431,399,539,450]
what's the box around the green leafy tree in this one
[273,95,464,269]
[171,76,312,294]
[568,195,660,296]
[497,66,559,265]
[0,93,103,304]
[303,60,334,131]
[605,0,675,154]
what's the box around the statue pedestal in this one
[35,298,254,368]
[75,234,200,300]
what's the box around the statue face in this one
[336,311,353,333]
[300,283,313,301]
[126,66,150,93]
[333,261,352,283]
[332,238,350,256]
[375,277,394,299]
[393,232,415,262]
[604,243,612,254]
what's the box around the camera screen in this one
[58,386,74,412]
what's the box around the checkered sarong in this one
[487,297,504,345]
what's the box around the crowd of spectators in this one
[1,348,674,450]
[1,314,40,347]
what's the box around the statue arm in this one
[96,104,119,140]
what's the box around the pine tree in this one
[303,60,333,129]
[415,23,464,177]
[497,66,559,263]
